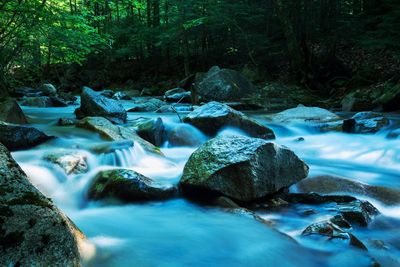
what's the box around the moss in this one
[8,192,53,209]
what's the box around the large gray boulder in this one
[183,101,275,139]
[194,66,256,101]
[0,122,52,151]
[0,99,27,124]
[180,135,309,202]
[0,143,84,266]
[87,169,176,202]
[76,87,127,124]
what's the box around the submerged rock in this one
[0,143,84,266]
[76,117,162,155]
[180,135,308,202]
[194,66,256,101]
[272,105,340,124]
[302,220,367,250]
[76,87,127,124]
[58,118,76,126]
[87,169,176,202]
[43,150,88,175]
[128,117,166,147]
[295,175,400,205]
[0,122,52,151]
[336,200,379,227]
[347,112,389,133]
[286,193,379,226]
[183,101,275,139]
[167,124,205,147]
[0,99,27,124]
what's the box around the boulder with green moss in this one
[87,169,176,202]
[0,143,85,266]
[180,135,308,202]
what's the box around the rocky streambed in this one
[1,89,400,266]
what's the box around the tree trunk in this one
[273,0,305,80]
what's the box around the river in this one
[11,102,400,267]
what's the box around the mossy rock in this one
[87,169,176,202]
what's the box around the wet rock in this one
[0,143,84,266]
[43,150,88,175]
[214,196,242,209]
[0,122,53,151]
[302,220,367,250]
[336,200,379,227]
[21,96,54,107]
[387,128,400,139]
[286,192,379,226]
[128,117,166,146]
[349,112,389,133]
[77,87,127,124]
[76,117,162,155]
[165,91,192,103]
[194,66,257,101]
[128,98,165,112]
[180,135,309,202]
[99,89,115,98]
[87,169,176,202]
[49,96,69,107]
[0,99,27,124]
[87,140,134,154]
[286,193,358,205]
[58,118,76,126]
[272,105,340,124]
[38,83,57,96]
[155,105,174,113]
[295,175,400,205]
[112,91,131,100]
[167,124,204,147]
[183,101,275,139]
[164,87,186,97]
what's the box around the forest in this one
[1,1,400,267]
[1,0,399,103]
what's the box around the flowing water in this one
[11,103,400,267]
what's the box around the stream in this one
[11,102,400,267]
